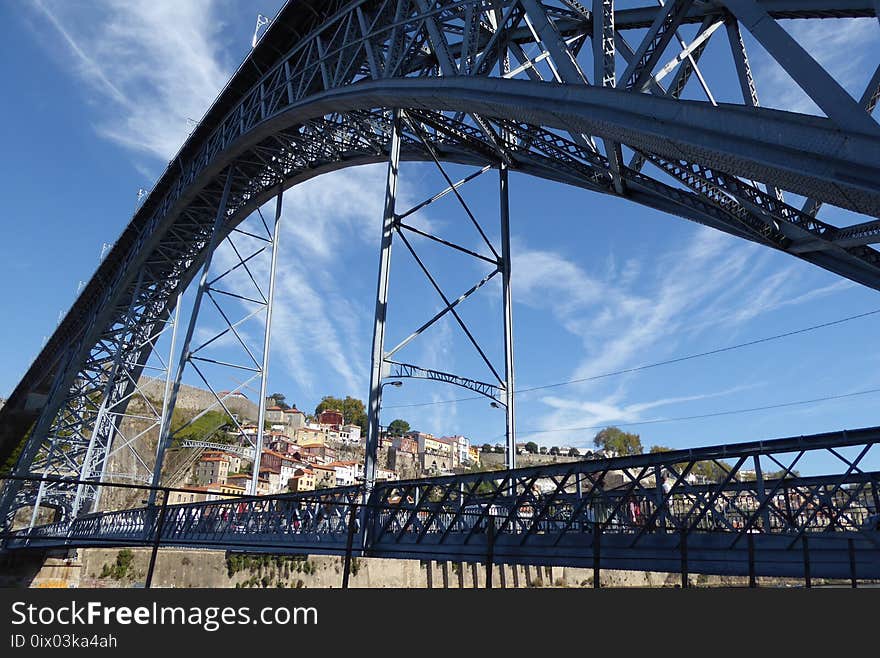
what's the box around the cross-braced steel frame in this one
[2,1,880,565]
[364,107,518,491]
[6,425,880,583]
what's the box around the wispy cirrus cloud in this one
[29,0,233,164]
[512,228,846,439]
[24,0,398,403]
[537,383,758,435]
[750,17,879,115]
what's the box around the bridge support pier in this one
[365,109,402,491]
[148,171,285,502]
[499,162,516,469]
[364,109,521,490]
[148,170,234,507]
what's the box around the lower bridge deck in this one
[7,426,880,581]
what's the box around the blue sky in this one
[1,2,880,475]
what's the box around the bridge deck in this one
[8,426,880,580]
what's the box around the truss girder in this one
[9,425,880,579]
[3,0,880,524]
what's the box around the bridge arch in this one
[2,0,880,525]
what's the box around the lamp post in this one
[378,380,403,441]
[489,401,511,461]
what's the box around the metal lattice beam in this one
[3,0,880,529]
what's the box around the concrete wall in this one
[97,378,259,512]
[12,548,777,589]
[137,377,258,418]
[480,452,582,469]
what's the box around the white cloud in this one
[538,384,756,430]
[512,227,846,439]
[750,17,879,114]
[30,0,231,163]
[25,0,398,403]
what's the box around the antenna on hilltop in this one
[252,14,270,48]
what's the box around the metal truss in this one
[386,360,502,400]
[364,107,516,489]
[150,183,286,502]
[179,441,255,459]
[8,425,880,581]
[3,0,880,530]
[1,272,181,531]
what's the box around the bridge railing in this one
[361,424,880,565]
[365,472,879,542]
[4,424,880,580]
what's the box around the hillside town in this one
[171,394,487,504]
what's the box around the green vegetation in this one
[1,423,33,475]
[593,427,643,456]
[226,553,312,581]
[387,419,411,436]
[172,410,233,444]
[525,442,538,454]
[99,549,134,580]
[314,395,367,433]
[269,392,291,410]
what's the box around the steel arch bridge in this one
[2,0,880,579]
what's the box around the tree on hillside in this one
[594,427,643,456]
[269,393,291,410]
[481,444,492,453]
[525,441,539,454]
[315,396,367,433]
[549,446,560,456]
[568,447,580,457]
[650,445,735,483]
[388,419,411,436]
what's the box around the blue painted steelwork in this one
[1,1,879,564]
[8,425,880,580]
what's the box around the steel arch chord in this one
[0,0,879,581]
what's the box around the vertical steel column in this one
[753,455,771,531]
[250,188,284,496]
[145,489,169,588]
[148,169,234,506]
[146,294,182,508]
[70,270,148,518]
[499,163,516,470]
[93,292,180,513]
[365,109,402,491]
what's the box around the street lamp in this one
[377,380,403,437]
